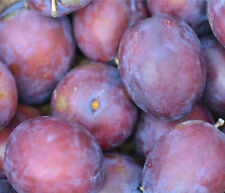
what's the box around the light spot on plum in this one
[55,95,67,111]
[91,97,100,112]
[46,135,55,142]
[0,92,6,99]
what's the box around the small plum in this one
[208,0,225,47]
[135,103,214,157]
[26,0,92,17]
[142,120,225,193]
[0,104,41,172]
[201,35,225,116]
[118,15,206,120]
[4,116,103,193]
[0,8,75,105]
[73,0,149,62]
[0,61,17,129]
[51,62,138,150]
[98,153,142,193]
[147,0,209,34]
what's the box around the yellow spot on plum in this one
[91,97,100,111]
[0,92,6,99]
[56,96,67,111]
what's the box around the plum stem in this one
[214,118,224,128]
[51,0,57,17]
[91,97,100,111]
[138,186,143,192]
[24,1,29,8]
[114,57,119,68]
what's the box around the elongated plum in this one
[4,117,103,193]
[0,8,75,105]
[98,153,142,193]
[26,0,92,17]
[142,120,225,193]
[51,62,138,150]
[118,15,206,120]
[147,0,209,34]
[73,0,149,62]
[0,104,41,172]
[201,35,225,116]
[135,103,214,157]
[0,61,17,129]
[208,0,225,47]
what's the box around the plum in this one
[118,15,206,120]
[147,0,209,35]
[142,120,225,193]
[201,35,225,116]
[0,61,17,129]
[135,102,214,157]
[51,62,138,150]
[4,116,103,193]
[98,153,142,193]
[26,0,92,17]
[208,0,225,47]
[0,8,75,105]
[0,104,41,172]
[73,0,149,62]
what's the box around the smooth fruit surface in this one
[119,15,206,120]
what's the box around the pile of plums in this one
[0,0,225,193]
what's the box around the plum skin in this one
[26,0,92,17]
[142,120,225,193]
[0,61,17,129]
[0,8,75,105]
[51,62,138,150]
[147,0,209,35]
[4,116,103,193]
[0,104,41,172]
[134,103,214,157]
[73,0,149,62]
[98,153,142,193]
[118,15,206,120]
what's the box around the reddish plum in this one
[0,8,75,105]
[135,103,214,157]
[0,104,41,172]
[51,62,138,150]
[0,61,17,129]
[98,153,142,193]
[26,0,92,17]
[4,116,103,193]
[118,15,206,120]
[147,0,209,34]
[201,35,225,116]
[208,0,225,47]
[73,0,149,62]
[142,120,225,193]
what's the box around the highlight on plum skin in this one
[0,104,41,173]
[147,0,209,35]
[201,35,225,116]
[51,62,138,151]
[134,102,214,157]
[4,116,103,193]
[73,0,149,62]
[208,0,225,47]
[26,0,92,17]
[118,15,206,120]
[142,120,225,193]
[0,61,17,129]
[97,153,142,193]
[0,8,75,105]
